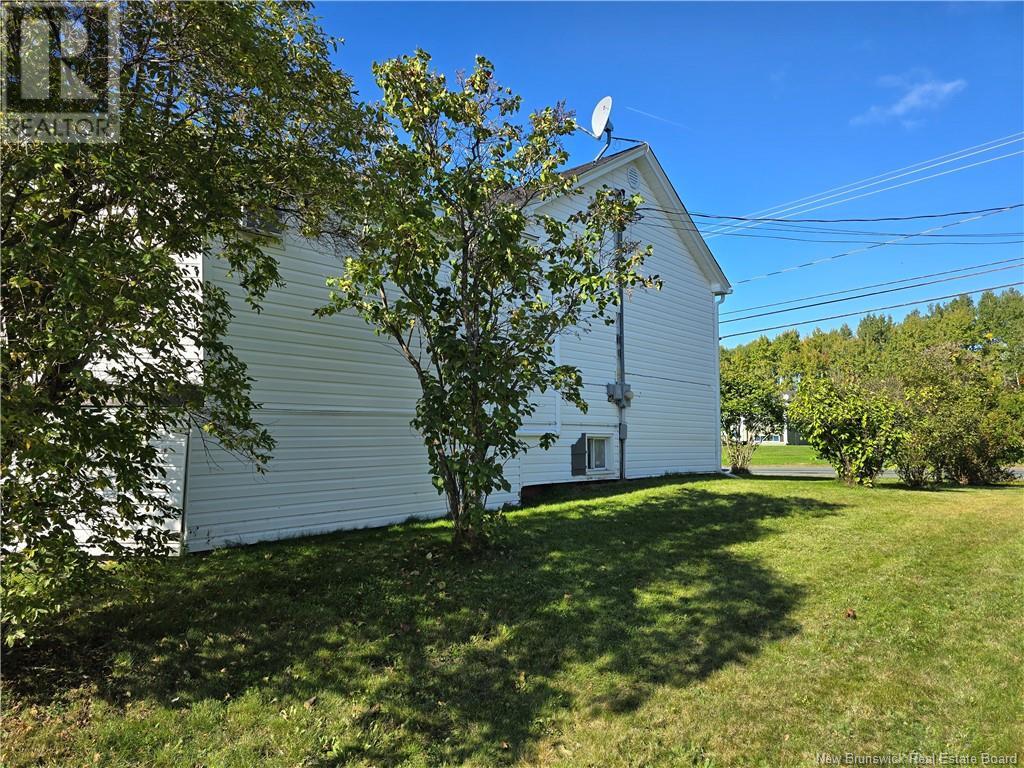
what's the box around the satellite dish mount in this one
[589,96,614,160]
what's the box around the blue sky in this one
[316,2,1024,345]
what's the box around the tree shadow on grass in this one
[5,475,842,766]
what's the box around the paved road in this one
[728,465,1024,479]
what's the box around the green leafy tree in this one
[1,1,366,643]
[789,374,903,486]
[977,288,1024,390]
[317,51,655,549]
[719,337,786,472]
[855,314,896,370]
[749,290,1022,488]
[895,344,1022,486]
[771,329,803,382]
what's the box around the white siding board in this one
[618,163,720,477]
[184,151,725,549]
[519,160,721,485]
[186,410,447,551]
[186,237,445,552]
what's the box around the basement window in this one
[587,437,608,471]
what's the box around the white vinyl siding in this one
[623,161,721,475]
[517,157,722,482]
[182,237,448,551]
[175,150,725,550]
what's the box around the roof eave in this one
[532,143,733,295]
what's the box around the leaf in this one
[4,0,368,644]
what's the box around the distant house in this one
[746,421,807,446]
[735,392,808,446]
[159,144,732,551]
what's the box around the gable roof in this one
[561,143,732,295]
[559,145,642,178]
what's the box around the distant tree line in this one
[720,288,1024,485]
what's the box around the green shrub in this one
[789,375,903,486]
[897,346,1022,486]
[720,338,786,473]
[893,434,930,488]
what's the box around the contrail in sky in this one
[624,106,696,132]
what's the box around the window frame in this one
[586,435,612,474]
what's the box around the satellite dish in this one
[591,96,614,138]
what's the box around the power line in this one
[698,148,1024,233]
[732,206,1022,285]
[702,132,1024,237]
[640,202,1024,225]
[719,282,1023,340]
[637,218,1024,247]
[721,257,1024,316]
[720,263,1024,324]
[637,211,1024,237]
[640,212,1024,238]
[704,133,1024,223]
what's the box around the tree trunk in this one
[725,439,754,474]
[840,458,855,485]
[446,481,486,551]
[452,520,483,550]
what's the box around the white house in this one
[735,392,809,446]
[166,144,731,551]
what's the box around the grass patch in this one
[3,476,1022,766]
[748,444,829,466]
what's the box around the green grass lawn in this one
[4,476,1023,767]
[747,444,830,466]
